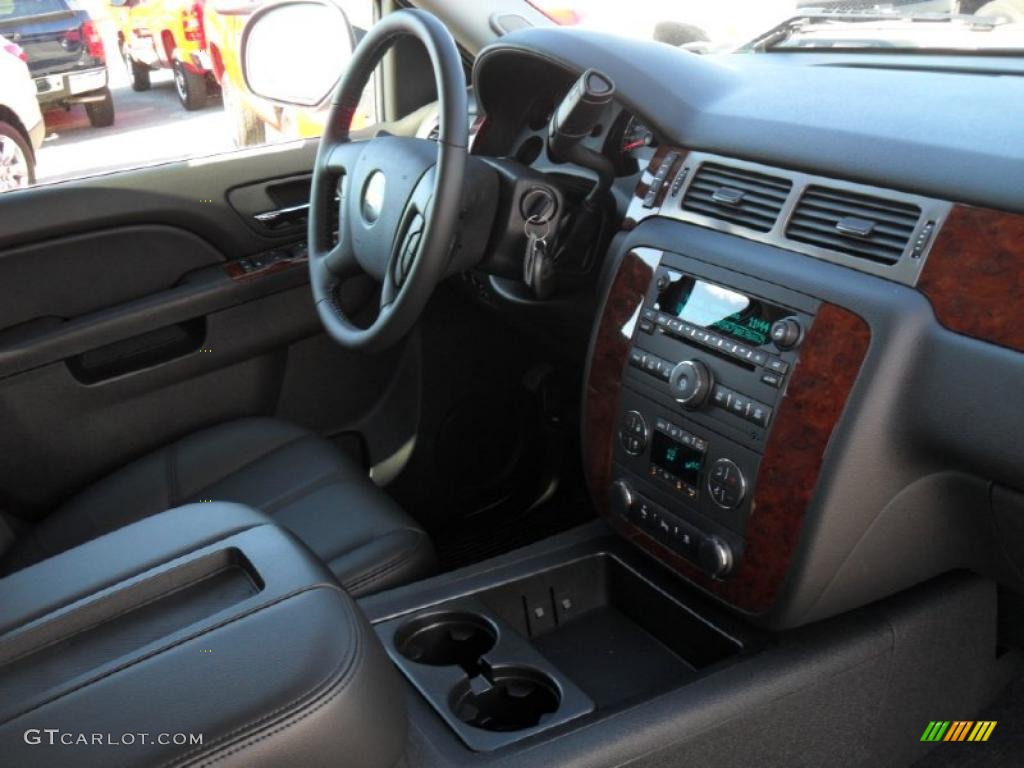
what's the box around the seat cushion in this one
[0,418,435,596]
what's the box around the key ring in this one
[524,214,551,242]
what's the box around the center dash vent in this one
[786,186,921,265]
[681,162,792,232]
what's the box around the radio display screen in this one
[654,273,788,348]
[651,432,703,486]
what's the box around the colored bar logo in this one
[921,721,996,742]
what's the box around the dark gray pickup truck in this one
[0,0,114,127]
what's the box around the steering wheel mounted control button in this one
[707,458,747,510]
[669,360,712,409]
[770,316,804,350]
[619,410,648,456]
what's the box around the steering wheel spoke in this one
[323,140,366,175]
[322,240,360,279]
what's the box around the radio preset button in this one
[729,395,750,417]
[712,385,731,408]
[749,403,772,427]
[766,357,789,375]
[761,371,783,389]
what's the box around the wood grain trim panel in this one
[585,252,871,614]
[918,204,1024,353]
[224,256,306,282]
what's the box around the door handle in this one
[253,203,309,228]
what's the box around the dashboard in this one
[469,28,1024,629]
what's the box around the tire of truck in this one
[0,120,35,191]
[173,57,208,111]
[123,45,151,92]
[222,79,265,147]
[85,87,116,128]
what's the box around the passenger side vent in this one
[681,162,792,233]
[786,186,921,265]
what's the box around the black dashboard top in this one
[475,27,1024,214]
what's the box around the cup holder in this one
[394,611,498,672]
[449,665,561,732]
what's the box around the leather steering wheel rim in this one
[308,8,468,352]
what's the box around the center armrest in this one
[0,503,407,768]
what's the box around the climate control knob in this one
[610,479,636,519]
[668,360,713,410]
[698,536,734,579]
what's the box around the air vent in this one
[786,186,921,265]
[681,162,792,233]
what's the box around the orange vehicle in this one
[109,0,217,110]
[204,0,373,146]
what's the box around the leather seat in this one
[0,418,435,596]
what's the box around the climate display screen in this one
[654,273,787,348]
[651,432,703,486]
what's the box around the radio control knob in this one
[669,360,713,410]
[698,536,734,579]
[611,479,636,519]
[770,316,804,350]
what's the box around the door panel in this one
[0,142,420,518]
[0,225,224,342]
[0,141,319,255]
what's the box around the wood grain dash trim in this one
[918,204,1024,353]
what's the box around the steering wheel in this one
[308,9,468,351]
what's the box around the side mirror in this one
[241,0,356,107]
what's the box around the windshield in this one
[527,0,1024,53]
